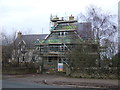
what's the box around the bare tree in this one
[78,5,117,66]
[1,30,17,66]
[67,44,98,69]
[79,5,117,40]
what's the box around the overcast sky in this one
[0,0,119,35]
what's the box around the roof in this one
[14,34,48,48]
[42,30,83,44]
[38,22,94,45]
[57,20,77,24]
[77,22,93,39]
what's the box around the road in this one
[2,74,119,89]
[2,80,68,88]
[2,80,118,90]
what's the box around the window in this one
[49,45,53,51]
[65,32,68,35]
[59,32,65,36]
[35,55,38,61]
[22,56,25,61]
[17,57,19,63]
[58,32,60,36]
[39,46,44,52]
[60,45,65,51]
[36,47,39,50]
[18,50,20,54]
[52,45,59,52]
[61,32,64,36]
[29,52,32,56]
[40,48,43,52]
[48,59,52,63]
[63,58,66,62]
[58,58,62,63]
[48,57,52,64]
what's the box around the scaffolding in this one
[34,15,98,73]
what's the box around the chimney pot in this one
[18,31,22,39]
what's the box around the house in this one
[11,15,99,73]
[34,15,98,73]
[12,32,47,63]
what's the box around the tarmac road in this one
[2,74,119,89]
[2,80,68,88]
[2,80,118,90]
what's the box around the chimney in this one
[17,31,22,39]
[69,14,74,21]
[54,16,59,26]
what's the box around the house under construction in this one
[35,15,98,73]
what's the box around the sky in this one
[0,0,119,35]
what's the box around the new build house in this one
[34,15,98,73]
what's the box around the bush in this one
[69,67,118,79]
[2,67,37,75]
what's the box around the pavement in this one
[2,74,119,89]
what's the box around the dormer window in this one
[61,32,64,36]
[59,32,67,37]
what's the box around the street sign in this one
[58,63,63,71]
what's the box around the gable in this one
[18,40,26,47]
